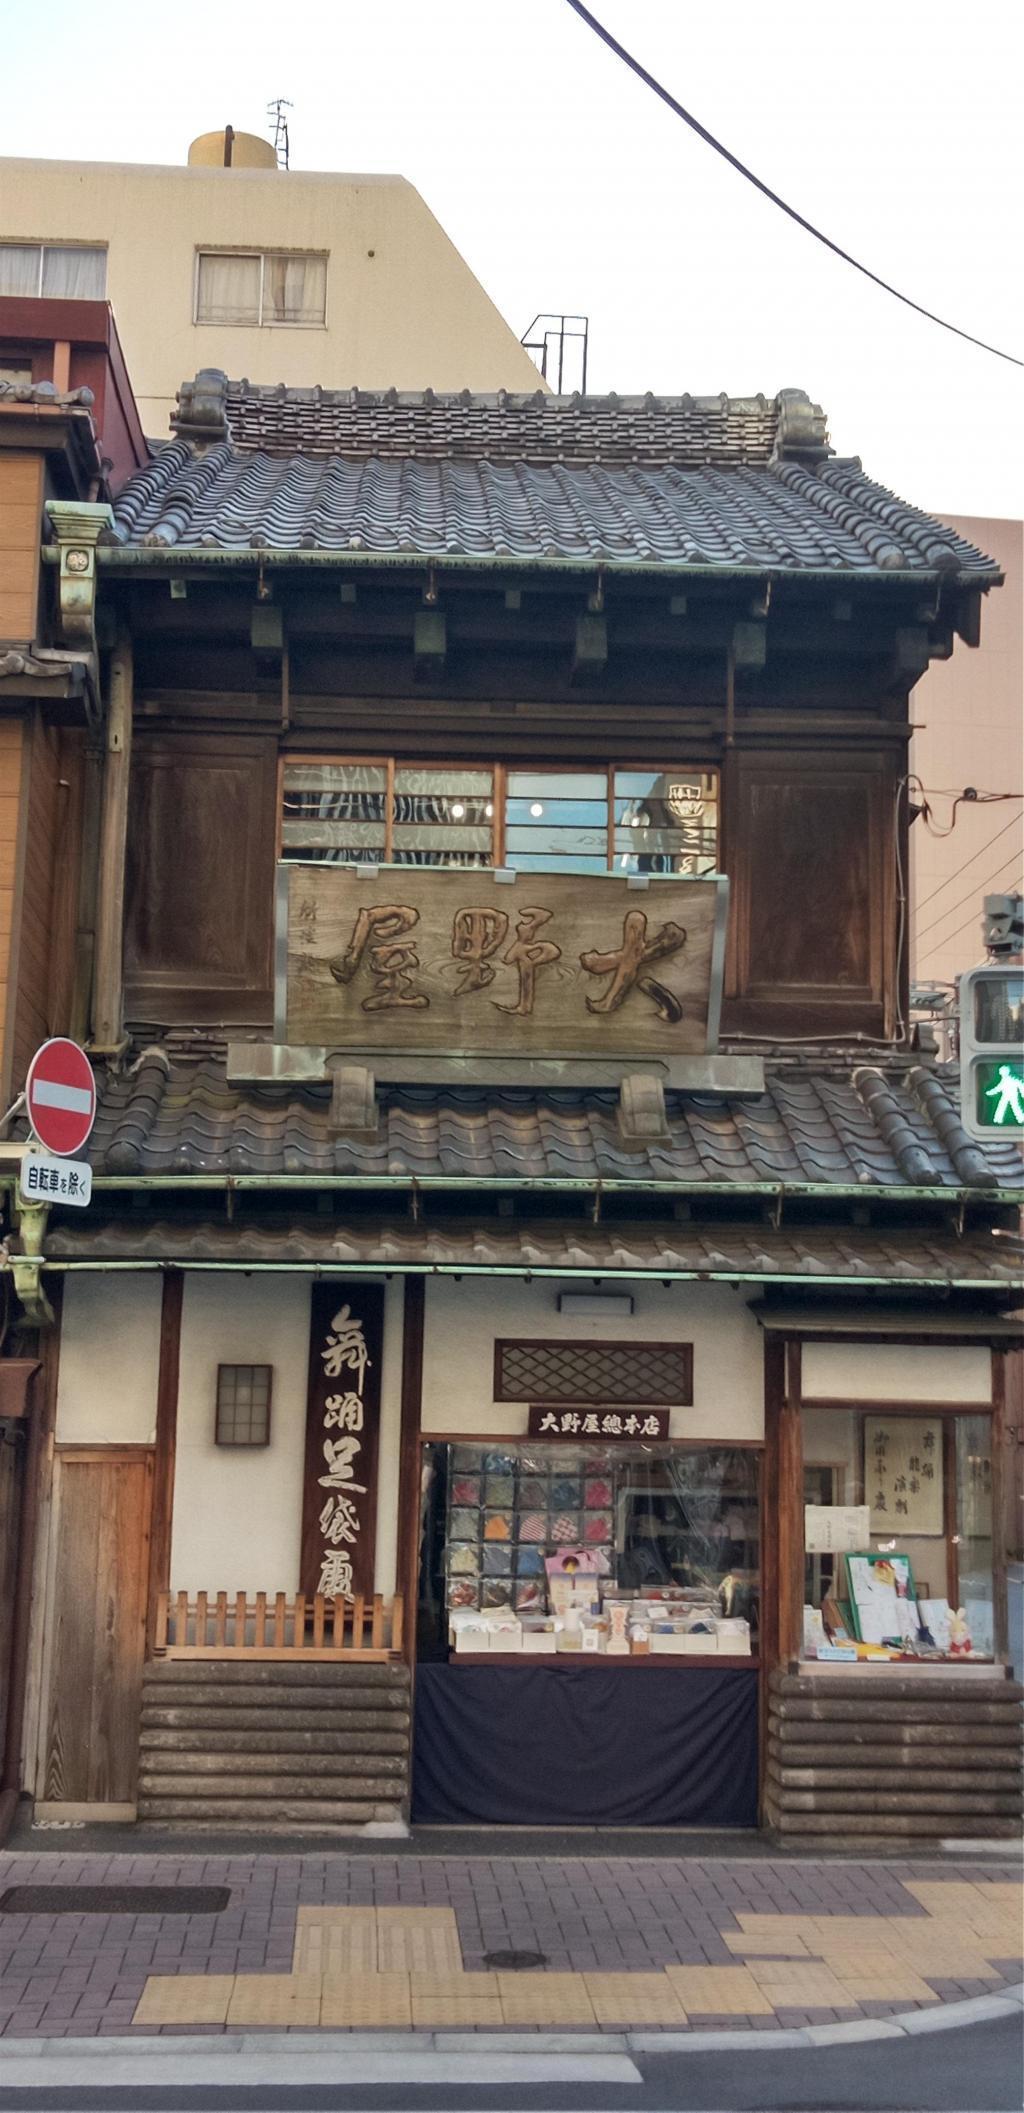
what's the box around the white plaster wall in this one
[801,1343,992,1405]
[55,1273,162,1443]
[420,1279,765,1441]
[170,1274,402,1596]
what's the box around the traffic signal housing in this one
[958,964,1024,1143]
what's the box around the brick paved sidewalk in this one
[0,1849,1019,2038]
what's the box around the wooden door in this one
[41,1448,153,1811]
[0,1422,26,1762]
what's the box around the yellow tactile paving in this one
[746,1962,859,2008]
[295,1905,378,1925]
[724,1930,813,1956]
[225,1973,322,2027]
[583,1973,687,2026]
[807,1917,902,1939]
[904,1882,1021,1917]
[320,1973,413,2027]
[378,1923,464,1974]
[664,1965,773,2015]
[411,1995,506,2025]
[836,1972,942,2004]
[408,1973,504,2027]
[497,1974,598,2025]
[133,1974,235,2025]
[293,1920,378,1975]
[375,1905,461,1926]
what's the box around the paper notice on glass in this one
[804,1504,870,1554]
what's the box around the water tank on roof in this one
[188,129,277,170]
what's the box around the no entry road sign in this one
[25,1038,97,1158]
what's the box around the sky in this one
[2,0,1022,517]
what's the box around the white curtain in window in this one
[264,252,326,325]
[0,246,41,296]
[196,252,261,325]
[40,247,106,297]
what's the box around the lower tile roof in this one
[79,1048,1021,1193]
[41,1216,1020,1289]
[104,439,997,577]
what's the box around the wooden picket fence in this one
[152,1590,404,1662]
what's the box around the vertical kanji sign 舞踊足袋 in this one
[300,1283,384,1601]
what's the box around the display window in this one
[800,1406,995,1662]
[416,1440,760,1660]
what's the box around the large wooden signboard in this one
[300,1283,384,1601]
[278,866,728,1056]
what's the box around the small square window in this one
[215,1364,272,1447]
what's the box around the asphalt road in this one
[0,2016,1020,2112]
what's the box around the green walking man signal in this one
[959,957,1024,1143]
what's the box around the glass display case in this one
[416,1440,760,1657]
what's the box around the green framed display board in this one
[844,1550,919,1646]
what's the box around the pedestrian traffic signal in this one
[958,965,1024,1142]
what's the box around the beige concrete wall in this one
[1,157,542,432]
[910,517,1023,992]
[420,1278,766,1441]
[801,1341,992,1404]
[54,1273,162,1443]
[168,1273,402,1598]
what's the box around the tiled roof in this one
[0,378,95,410]
[42,1215,1020,1289]
[216,384,798,465]
[102,382,999,579]
[78,1049,1021,1192]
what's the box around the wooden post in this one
[397,1276,426,1668]
[991,1350,1011,1657]
[145,1272,182,1657]
[92,628,133,1050]
[777,1341,805,1666]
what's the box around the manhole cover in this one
[0,1886,230,1916]
[482,1948,549,1970]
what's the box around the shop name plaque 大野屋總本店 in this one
[300,1284,384,1601]
[526,1406,671,1441]
[278,866,728,1057]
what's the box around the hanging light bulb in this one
[530,802,544,818]
[451,801,465,820]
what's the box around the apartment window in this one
[281,761,719,874]
[195,250,327,327]
[0,243,106,299]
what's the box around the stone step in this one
[139,1726,410,1756]
[145,1659,410,1689]
[141,1681,410,1712]
[141,1707,410,1734]
[138,1750,407,1779]
[139,1770,402,1801]
[137,1794,401,1824]
[769,1763,1022,1793]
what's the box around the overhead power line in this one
[914,811,1024,918]
[915,849,1024,956]
[564,0,1023,368]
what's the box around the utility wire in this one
[565,0,1023,368]
[914,812,1024,918]
[915,848,1024,952]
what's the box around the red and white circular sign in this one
[25,1038,97,1158]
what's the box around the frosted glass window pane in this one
[0,245,41,296]
[264,252,326,325]
[41,246,106,297]
[196,252,260,324]
[506,771,606,799]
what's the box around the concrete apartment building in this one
[0,129,541,432]
[910,516,1023,997]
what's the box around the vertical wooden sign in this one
[300,1282,384,1600]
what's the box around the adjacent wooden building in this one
[3,369,1022,1842]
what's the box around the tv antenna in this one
[267,98,292,169]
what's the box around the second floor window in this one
[0,243,106,299]
[195,250,327,327]
[281,761,719,875]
